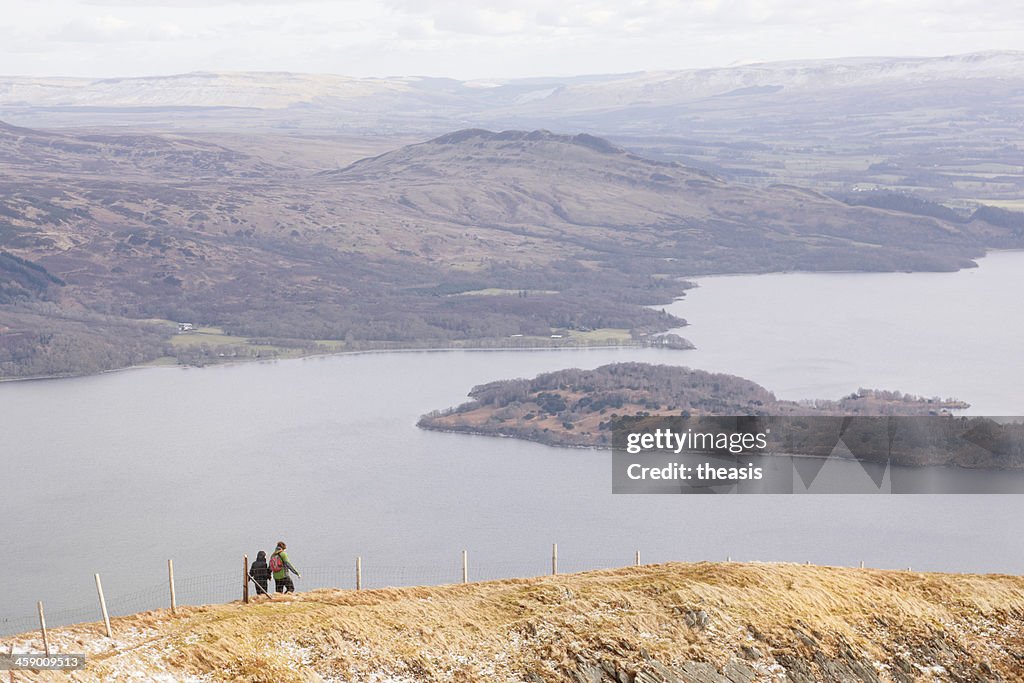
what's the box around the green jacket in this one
[271,550,298,580]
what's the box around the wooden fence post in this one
[462,550,468,584]
[95,574,112,638]
[356,556,362,591]
[552,543,558,576]
[37,601,50,656]
[243,555,250,604]
[168,559,177,614]
[635,550,641,566]
[859,560,865,569]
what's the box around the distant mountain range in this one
[2,51,1022,136]
[5,51,1021,209]
[3,51,1021,109]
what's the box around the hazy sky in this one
[2,0,1023,79]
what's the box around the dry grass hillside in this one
[9,563,1024,682]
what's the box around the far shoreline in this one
[0,339,686,386]
[4,247,1021,386]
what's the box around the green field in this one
[165,326,316,363]
[973,198,1024,210]
[566,327,633,342]
[168,326,249,347]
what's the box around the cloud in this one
[2,0,1023,78]
[378,0,834,43]
[82,0,329,5]
[383,0,1024,36]
[53,14,191,42]
[431,8,529,35]
[55,15,132,42]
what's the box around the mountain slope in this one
[0,120,272,177]
[11,563,1024,682]
[7,53,1021,208]
[1,124,1021,377]
[321,128,1011,274]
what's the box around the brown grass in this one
[9,562,1024,682]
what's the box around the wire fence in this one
[0,551,640,638]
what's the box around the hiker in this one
[249,550,271,596]
[270,541,301,593]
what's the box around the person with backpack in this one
[270,541,301,593]
[249,550,271,596]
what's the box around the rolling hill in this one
[1,123,1021,378]
[7,52,1022,208]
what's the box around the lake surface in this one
[3,251,1024,632]
[665,250,1024,415]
